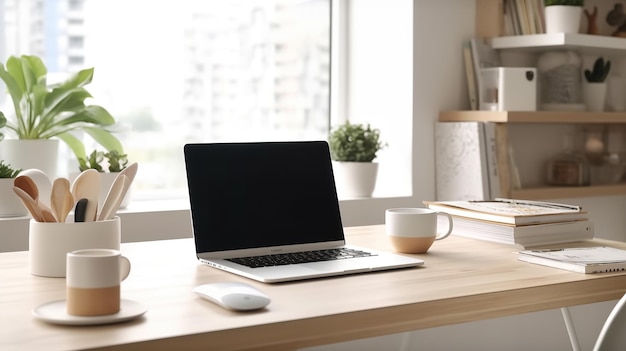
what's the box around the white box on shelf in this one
[480,67,537,111]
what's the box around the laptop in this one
[183,141,423,283]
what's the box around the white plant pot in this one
[583,82,608,112]
[0,178,28,217]
[0,139,60,179]
[545,6,582,34]
[332,161,379,198]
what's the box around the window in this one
[0,0,412,201]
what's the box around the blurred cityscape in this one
[0,0,331,199]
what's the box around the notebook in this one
[183,141,423,283]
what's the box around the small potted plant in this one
[583,57,611,112]
[328,121,386,198]
[76,149,133,209]
[0,160,26,217]
[544,0,584,34]
[0,55,123,178]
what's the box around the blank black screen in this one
[184,141,345,253]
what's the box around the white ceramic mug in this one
[66,249,131,316]
[385,208,453,254]
[29,217,121,277]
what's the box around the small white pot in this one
[0,178,28,217]
[0,139,60,179]
[545,6,582,34]
[332,161,379,198]
[583,82,608,112]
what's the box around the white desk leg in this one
[561,307,581,351]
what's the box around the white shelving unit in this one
[491,33,626,55]
[437,2,626,201]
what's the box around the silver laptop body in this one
[184,141,423,283]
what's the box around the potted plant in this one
[544,0,584,34]
[328,121,386,198]
[75,149,133,209]
[0,55,123,178]
[0,160,26,217]
[583,56,611,112]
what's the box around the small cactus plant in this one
[0,160,21,178]
[585,57,611,83]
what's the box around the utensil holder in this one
[29,217,121,277]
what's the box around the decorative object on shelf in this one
[544,0,584,34]
[0,160,27,217]
[584,6,599,35]
[328,121,386,198]
[73,150,135,209]
[546,132,590,186]
[480,67,537,111]
[0,55,123,178]
[606,3,626,37]
[537,50,584,111]
[583,57,611,112]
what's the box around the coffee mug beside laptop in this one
[385,208,453,253]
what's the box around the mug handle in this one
[120,256,131,281]
[435,211,454,240]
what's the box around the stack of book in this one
[423,198,593,248]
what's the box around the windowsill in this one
[0,195,417,252]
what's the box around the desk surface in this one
[3,225,626,351]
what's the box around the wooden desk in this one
[3,225,626,351]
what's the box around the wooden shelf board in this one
[439,111,626,124]
[511,184,626,200]
[490,33,626,55]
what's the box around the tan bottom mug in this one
[66,249,131,316]
[385,208,454,254]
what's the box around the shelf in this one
[511,184,626,200]
[490,33,626,56]
[439,111,626,124]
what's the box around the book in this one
[469,38,501,111]
[517,247,626,274]
[423,198,587,226]
[462,41,478,110]
[434,122,491,201]
[443,216,594,248]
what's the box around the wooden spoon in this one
[71,169,101,222]
[117,162,138,205]
[15,175,56,222]
[51,178,73,223]
[18,169,53,209]
[12,186,44,222]
[98,174,127,221]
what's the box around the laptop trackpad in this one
[305,260,373,272]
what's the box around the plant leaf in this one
[83,126,124,153]
[57,131,87,161]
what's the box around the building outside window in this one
[0,0,411,201]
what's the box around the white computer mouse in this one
[193,281,271,311]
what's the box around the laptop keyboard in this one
[226,248,376,268]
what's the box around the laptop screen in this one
[184,141,345,253]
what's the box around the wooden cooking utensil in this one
[51,178,73,223]
[98,174,127,221]
[71,169,101,222]
[12,186,44,222]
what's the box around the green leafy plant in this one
[78,149,128,172]
[585,57,611,83]
[0,160,21,178]
[328,121,386,162]
[0,55,123,161]
[544,0,583,6]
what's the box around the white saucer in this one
[33,299,147,326]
